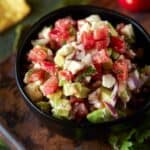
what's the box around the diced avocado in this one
[63,82,90,98]
[58,72,70,86]
[118,84,131,102]
[107,48,112,56]
[47,90,62,101]
[87,108,111,123]
[48,90,71,119]
[111,50,120,60]
[50,98,71,119]
[119,89,131,102]
[100,87,112,104]
[54,54,65,68]
[73,82,90,98]
[59,79,68,87]
[69,27,76,36]
[103,60,113,70]
[121,24,135,43]
[108,23,118,37]
[23,69,33,83]
[63,82,75,96]
[141,65,150,75]
[24,83,43,102]
[57,44,75,56]
[36,101,50,112]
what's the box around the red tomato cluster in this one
[111,36,126,54]
[27,70,45,83]
[81,26,110,50]
[49,17,76,49]
[28,47,48,62]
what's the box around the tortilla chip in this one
[0,0,31,32]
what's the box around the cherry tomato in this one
[118,0,150,12]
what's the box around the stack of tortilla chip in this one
[0,0,30,32]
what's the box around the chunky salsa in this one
[23,15,150,123]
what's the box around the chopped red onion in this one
[127,77,137,90]
[110,82,118,106]
[104,102,118,118]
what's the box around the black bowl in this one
[16,5,150,139]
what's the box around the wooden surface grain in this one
[0,1,149,150]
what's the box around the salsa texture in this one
[23,15,150,123]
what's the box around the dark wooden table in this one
[0,0,149,149]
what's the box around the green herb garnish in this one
[76,66,96,81]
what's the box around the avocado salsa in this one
[23,15,150,123]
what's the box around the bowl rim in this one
[16,5,150,128]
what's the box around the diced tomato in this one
[92,49,111,64]
[111,36,126,53]
[28,47,47,62]
[92,63,102,80]
[93,27,110,50]
[55,17,76,31]
[28,70,45,83]
[49,28,69,47]
[59,70,73,81]
[42,76,59,96]
[49,28,61,42]
[96,40,109,50]
[81,31,95,50]
[93,26,109,41]
[40,61,57,75]
[49,17,76,49]
[113,59,128,81]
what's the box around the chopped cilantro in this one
[76,66,96,81]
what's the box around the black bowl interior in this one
[16,5,150,131]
